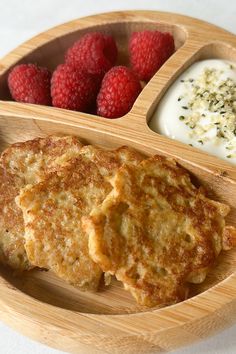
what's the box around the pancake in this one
[78,144,144,178]
[0,167,27,270]
[0,135,83,271]
[84,155,236,306]
[1,135,83,184]
[16,146,144,289]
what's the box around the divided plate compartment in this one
[0,11,236,354]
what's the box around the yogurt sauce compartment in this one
[1,10,236,354]
[149,41,236,165]
[150,59,236,164]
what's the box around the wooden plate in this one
[0,10,236,354]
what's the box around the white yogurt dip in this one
[150,59,236,164]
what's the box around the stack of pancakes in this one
[0,135,235,307]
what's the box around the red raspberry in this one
[97,66,141,119]
[65,32,118,77]
[8,64,51,105]
[51,63,99,112]
[129,30,175,81]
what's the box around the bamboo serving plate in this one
[0,10,236,354]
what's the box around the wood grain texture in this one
[0,10,236,354]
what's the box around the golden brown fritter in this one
[79,145,144,178]
[84,155,236,307]
[0,167,27,270]
[0,135,83,270]
[16,146,144,289]
[1,135,83,184]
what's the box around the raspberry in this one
[97,66,141,119]
[65,32,118,76]
[8,64,51,105]
[51,63,99,112]
[129,30,175,81]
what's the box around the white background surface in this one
[0,0,236,353]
